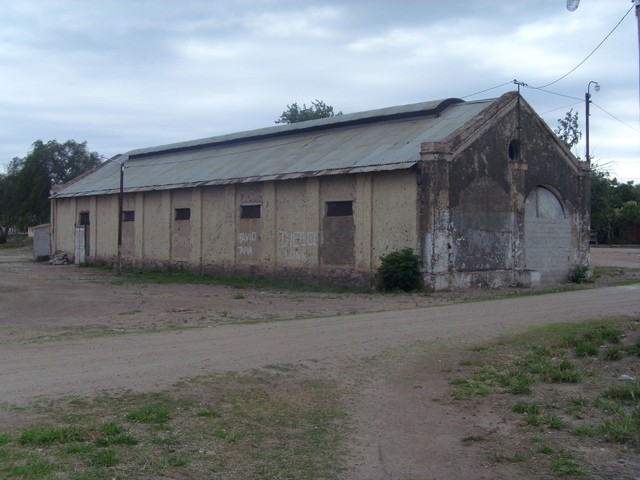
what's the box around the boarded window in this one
[175,208,191,221]
[322,201,355,266]
[241,204,261,219]
[326,201,353,217]
[78,211,90,226]
[122,210,135,222]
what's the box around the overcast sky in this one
[1,0,638,182]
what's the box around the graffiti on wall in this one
[236,230,318,260]
[237,231,257,256]
[279,230,317,261]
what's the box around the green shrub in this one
[377,248,421,292]
[568,264,590,283]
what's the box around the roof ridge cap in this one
[129,98,468,159]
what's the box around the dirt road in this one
[0,246,638,479]
[3,284,640,406]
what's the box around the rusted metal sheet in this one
[53,98,495,198]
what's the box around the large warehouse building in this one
[50,91,590,290]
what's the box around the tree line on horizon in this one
[554,109,640,244]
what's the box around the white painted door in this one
[74,226,86,264]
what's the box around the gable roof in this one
[52,95,501,198]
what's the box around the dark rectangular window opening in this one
[326,201,353,217]
[122,210,135,222]
[78,211,90,226]
[240,204,261,219]
[175,208,191,221]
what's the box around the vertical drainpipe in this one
[117,162,123,276]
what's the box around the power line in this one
[524,85,582,102]
[461,81,513,99]
[525,85,640,136]
[540,101,583,116]
[591,102,640,134]
[535,4,634,89]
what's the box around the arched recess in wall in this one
[452,177,511,271]
[524,186,571,283]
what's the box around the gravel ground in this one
[0,245,638,478]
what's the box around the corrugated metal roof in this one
[53,97,497,198]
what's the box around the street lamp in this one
[585,81,600,163]
[566,0,580,12]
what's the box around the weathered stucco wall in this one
[202,185,235,265]
[371,171,418,266]
[275,178,320,267]
[51,197,76,255]
[52,171,419,286]
[170,189,194,263]
[420,94,589,290]
[121,194,136,258]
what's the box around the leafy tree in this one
[275,100,342,124]
[0,140,102,235]
[554,112,640,244]
[615,181,640,204]
[590,170,616,243]
[554,108,582,154]
[614,202,640,243]
[590,171,640,244]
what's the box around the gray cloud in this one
[0,0,637,180]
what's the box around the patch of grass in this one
[89,448,117,467]
[93,422,137,447]
[9,460,57,477]
[545,415,565,430]
[469,345,489,352]
[562,323,622,351]
[608,278,640,287]
[602,345,624,360]
[572,424,600,437]
[126,401,172,425]
[538,444,554,454]
[459,359,484,367]
[196,407,220,418]
[627,337,640,356]
[18,426,83,445]
[106,265,371,294]
[450,379,490,399]
[513,402,540,415]
[508,373,534,394]
[574,341,598,357]
[550,451,584,476]
[601,412,640,444]
[524,415,543,426]
[449,316,640,478]
[528,414,558,428]
[0,369,347,479]
[602,380,640,404]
